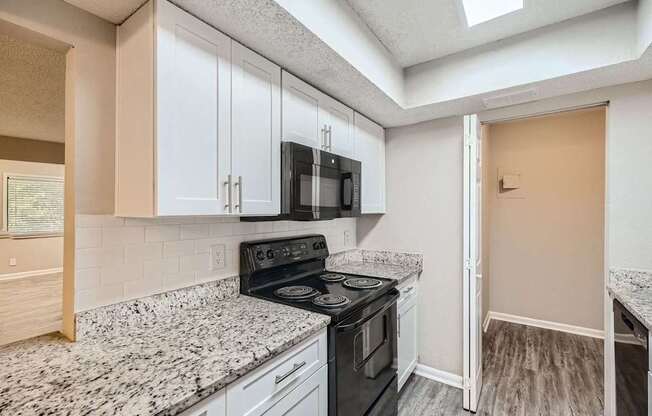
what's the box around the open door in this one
[463,114,483,412]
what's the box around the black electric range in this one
[240,234,399,416]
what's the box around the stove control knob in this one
[282,247,291,257]
[266,249,275,259]
[255,250,265,261]
[312,242,321,250]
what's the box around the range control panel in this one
[241,234,329,272]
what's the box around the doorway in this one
[0,21,74,345]
[463,106,607,414]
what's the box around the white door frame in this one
[463,114,482,412]
[470,102,611,414]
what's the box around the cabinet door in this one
[264,365,328,416]
[321,96,354,158]
[232,41,281,216]
[156,0,231,216]
[398,293,418,391]
[354,113,386,213]
[179,388,225,416]
[281,71,324,149]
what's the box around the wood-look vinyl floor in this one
[398,320,604,416]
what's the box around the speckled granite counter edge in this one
[608,268,652,329]
[76,276,239,339]
[327,249,424,272]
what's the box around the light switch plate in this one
[343,230,352,247]
[210,244,226,270]
[9,257,16,266]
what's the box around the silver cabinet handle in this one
[403,286,414,295]
[224,174,232,213]
[321,125,328,149]
[275,361,306,384]
[328,125,332,151]
[236,175,243,213]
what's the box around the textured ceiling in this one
[0,34,66,143]
[346,0,630,67]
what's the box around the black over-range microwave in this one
[245,142,361,221]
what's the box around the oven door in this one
[334,291,398,416]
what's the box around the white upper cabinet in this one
[156,0,231,216]
[281,71,324,150]
[281,71,354,157]
[116,0,280,217]
[231,41,281,216]
[354,112,386,214]
[321,96,354,158]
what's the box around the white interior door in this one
[463,114,483,412]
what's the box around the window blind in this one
[6,175,64,235]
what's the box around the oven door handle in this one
[336,291,399,332]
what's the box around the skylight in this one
[462,0,524,27]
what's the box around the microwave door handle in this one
[341,173,353,210]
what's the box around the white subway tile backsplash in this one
[180,224,210,240]
[145,225,180,242]
[102,226,145,246]
[75,215,356,311]
[124,243,163,262]
[76,228,101,249]
[163,240,195,258]
[179,253,211,273]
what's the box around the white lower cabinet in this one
[179,330,327,416]
[179,389,226,416]
[397,277,419,391]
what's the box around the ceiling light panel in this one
[462,0,524,27]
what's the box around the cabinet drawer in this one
[226,329,327,416]
[179,388,225,416]
[397,277,418,309]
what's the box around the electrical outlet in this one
[343,230,351,247]
[210,244,226,270]
[9,257,16,267]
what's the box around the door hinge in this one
[464,258,472,271]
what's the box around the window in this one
[4,174,64,236]
[462,0,523,27]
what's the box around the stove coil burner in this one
[343,277,383,290]
[320,273,346,282]
[312,294,351,308]
[274,285,320,300]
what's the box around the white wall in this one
[638,0,652,55]
[75,216,357,311]
[357,116,464,375]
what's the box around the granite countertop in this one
[607,269,652,330]
[327,249,423,284]
[0,279,330,416]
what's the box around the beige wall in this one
[357,116,464,376]
[0,33,65,143]
[0,0,116,214]
[483,108,605,330]
[0,136,65,164]
[0,159,65,274]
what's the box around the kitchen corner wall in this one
[357,116,465,377]
[75,216,356,311]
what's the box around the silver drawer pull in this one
[403,286,414,294]
[275,361,306,384]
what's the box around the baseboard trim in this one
[485,311,604,339]
[414,363,464,389]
